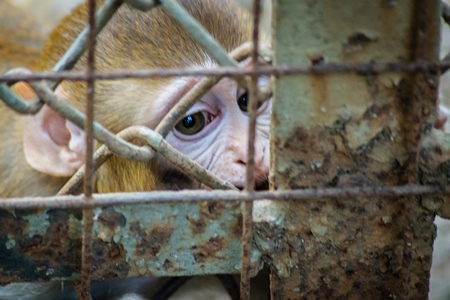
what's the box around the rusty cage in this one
[1,0,450,299]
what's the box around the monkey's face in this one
[164,77,271,189]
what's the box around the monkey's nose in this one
[236,159,246,165]
[233,179,268,191]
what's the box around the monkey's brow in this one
[162,78,201,117]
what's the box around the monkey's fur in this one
[1,0,254,197]
[0,1,68,197]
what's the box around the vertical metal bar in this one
[76,0,97,299]
[400,1,440,297]
[85,0,98,199]
[241,0,261,299]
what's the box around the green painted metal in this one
[0,201,261,283]
[267,0,441,299]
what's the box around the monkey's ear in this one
[13,83,86,177]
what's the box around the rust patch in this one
[98,207,126,231]
[231,214,243,237]
[90,239,129,279]
[0,209,81,282]
[186,215,206,235]
[0,209,27,237]
[193,237,224,263]
[130,221,174,257]
[184,202,227,236]
[163,259,174,271]
[347,32,375,46]
[344,32,377,54]
[199,201,225,220]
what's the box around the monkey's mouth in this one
[235,180,269,191]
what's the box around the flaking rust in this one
[266,0,441,299]
[0,200,260,282]
[0,209,82,283]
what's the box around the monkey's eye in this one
[175,112,207,135]
[238,92,248,112]
[238,92,265,113]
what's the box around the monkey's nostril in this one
[236,160,246,165]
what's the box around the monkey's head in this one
[22,0,271,192]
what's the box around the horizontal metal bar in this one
[0,201,256,281]
[0,60,445,83]
[1,184,449,209]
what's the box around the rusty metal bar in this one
[85,0,98,201]
[268,0,440,298]
[0,185,449,209]
[399,1,438,295]
[0,200,250,281]
[240,0,262,298]
[76,0,97,298]
[1,61,448,83]
[403,2,441,297]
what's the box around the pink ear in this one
[14,84,86,177]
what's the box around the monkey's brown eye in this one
[238,92,248,112]
[175,112,206,135]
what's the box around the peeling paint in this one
[268,0,440,298]
[0,201,262,283]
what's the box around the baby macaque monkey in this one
[2,0,270,197]
[0,0,270,299]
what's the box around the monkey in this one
[0,0,270,299]
[3,0,270,197]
